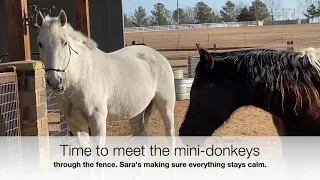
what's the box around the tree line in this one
[124,0,287,27]
[304,1,320,21]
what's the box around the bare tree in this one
[184,6,196,24]
[297,0,316,17]
[265,0,283,20]
[166,10,175,25]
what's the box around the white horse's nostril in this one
[59,77,63,84]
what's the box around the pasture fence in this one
[127,32,282,50]
[125,29,318,59]
[124,21,257,33]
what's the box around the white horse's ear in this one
[58,10,67,26]
[35,11,44,27]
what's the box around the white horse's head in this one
[35,10,73,91]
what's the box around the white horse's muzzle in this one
[46,71,64,91]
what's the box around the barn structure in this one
[0,0,125,138]
[0,0,125,63]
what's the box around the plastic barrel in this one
[173,69,184,79]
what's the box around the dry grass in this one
[125,24,320,60]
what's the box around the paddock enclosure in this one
[0,0,320,139]
[118,23,320,136]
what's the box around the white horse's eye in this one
[63,40,68,46]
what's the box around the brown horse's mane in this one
[214,48,320,114]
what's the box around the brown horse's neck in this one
[252,89,320,135]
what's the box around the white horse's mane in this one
[38,15,98,51]
[299,47,320,76]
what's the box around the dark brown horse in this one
[179,44,320,136]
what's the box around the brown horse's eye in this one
[38,42,43,49]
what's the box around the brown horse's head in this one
[180,45,320,137]
[179,44,251,136]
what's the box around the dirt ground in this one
[106,24,320,136]
[106,101,278,136]
[125,24,320,49]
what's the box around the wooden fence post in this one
[4,0,31,61]
[287,41,294,51]
[75,0,91,37]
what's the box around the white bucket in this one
[174,78,194,85]
[175,84,187,94]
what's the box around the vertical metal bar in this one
[177,0,179,27]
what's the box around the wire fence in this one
[0,70,22,167]
[46,88,68,136]
[0,71,20,136]
[0,82,19,136]
[45,87,77,159]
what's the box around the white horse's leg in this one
[154,92,177,180]
[88,112,107,135]
[67,120,90,147]
[67,121,96,179]
[154,94,175,136]
[88,110,107,147]
[129,101,156,180]
[88,111,108,180]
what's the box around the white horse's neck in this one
[64,38,93,93]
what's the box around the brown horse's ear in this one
[196,43,201,53]
[197,46,214,69]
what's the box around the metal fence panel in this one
[0,71,20,136]
[0,70,22,167]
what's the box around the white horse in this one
[35,10,175,145]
